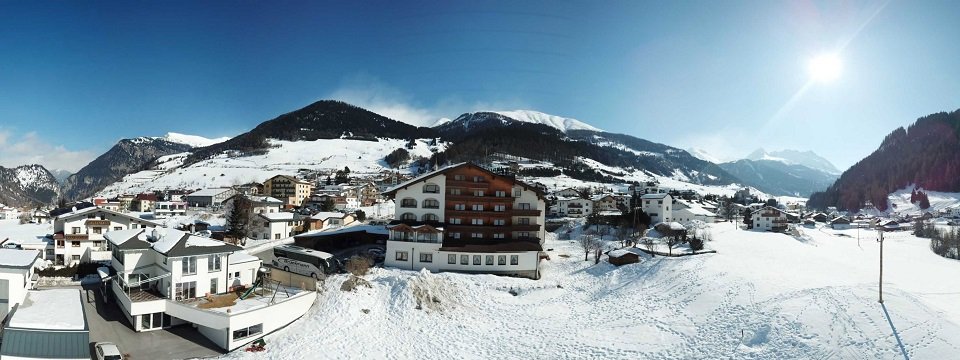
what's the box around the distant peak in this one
[162,132,231,148]
[492,110,602,133]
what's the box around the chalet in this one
[830,216,851,230]
[591,194,619,213]
[153,201,187,217]
[308,212,357,231]
[134,193,158,212]
[263,175,314,206]
[382,162,546,279]
[185,188,237,208]
[750,206,789,232]
[812,213,829,223]
[640,193,673,224]
[53,207,161,266]
[104,228,316,351]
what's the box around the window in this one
[518,203,532,210]
[451,232,461,239]
[176,281,197,300]
[454,203,466,210]
[71,227,81,234]
[658,200,663,204]
[494,233,505,239]
[494,204,506,212]
[519,218,531,225]
[114,226,123,231]
[56,240,64,248]
[400,198,417,208]
[396,251,409,261]
[450,188,462,195]
[423,184,440,193]
[471,218,483,225]
[498,255,507,265]
[510,255,519,265]
[71,241,80,247]
[208,255,221,271]
[460,255,469,265]
[473,255,481,265]
[472,176,483,182]
[275,233,281,240]
[401,213,417,221]
[645,200,650,205]
[420,253,433,263]
[454,174,465,181]
[471,204,483,211]
[182,256,197,275]
[233,324,263,341]
[448,254,456,264]
[71,255,80,261]
[93,241,103,248]
[495,190,506,197]
[473,190,485,197]
[493,219,505,226]
[514,188,522,197]
[423,199,440,209]
[423,214,439,222]
[519,232,531,239]
[471,233,483,239]
[210,278,218,294]
[450,218,462,224]
[93,227,102,234]
[485,255,494,265]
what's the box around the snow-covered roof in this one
[641,193,670,199]
[248,195,283,204]
[261,212,298,221]
[311,212,351,220]
[0,249,39,268]
[297,223,389,237]
[10,289,86,331]
[382,162,468,194]
[187,188,234,197]
[53,206,161,226]
[105,228,240,257]
[229,252,261,265]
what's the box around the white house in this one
[641,193,673,224]
[105,228,315,351]
[0,249,40,320]
[308,212,357,231]
[154,201,187,217]
[253,212,303,240]
[672,200,717,223]
[553,188,584,198]
[53,207,161,266]
[750,206,790,232]
[382,163,547,279]
[553,196,593,218]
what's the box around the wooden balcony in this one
[512,209,542,216]
[446,180,488,188]
[445,209,512,217]
[446,194,515,202]
[84,219,111,226]
[510,224,541,232]
[64,234,89,241]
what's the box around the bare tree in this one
[641,236,657,257]
[579,235,597,261]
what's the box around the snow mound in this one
[162,132,231,147]
[409,269,459,312]
[494,110,602,133]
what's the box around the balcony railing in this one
[512,209,542,216]
[65,234,89,241]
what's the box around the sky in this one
[1,0,959,172]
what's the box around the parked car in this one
[95,342,123,360]
[366,248,385,262]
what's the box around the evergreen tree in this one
[226,196,252,243]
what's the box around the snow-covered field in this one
[222,223,960,359]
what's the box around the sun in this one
[807,53,842,83]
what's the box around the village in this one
[0,160,957,359]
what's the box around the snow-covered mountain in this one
[162,132,231,148]
[61,138,195,200]
[719,159,838,197]
[686,147,723,164]
[492,110,602,133]
[746,148,840,174]
[0,164,61,206]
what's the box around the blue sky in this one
[1,1,958,172]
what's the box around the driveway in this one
[78,284,223,360]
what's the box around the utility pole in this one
[878,229,884,303]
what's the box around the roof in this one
[53,207,162,226]
[186,188,234,197]
[266,174,312,185]
[105,228,241,257]
[831,217,851,224]
[229,252,261,265]
[0,329,89,359]
[640,193,670,199]
[295,224,389,238]
[8,289,86,331]
[0,249,40,268]
[135,193,158,201]
[260,212,299,221]
[382,162,546,199]
[311,211,351,221]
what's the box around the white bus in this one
[272,245,341,278]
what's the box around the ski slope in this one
[222,223,960,359]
